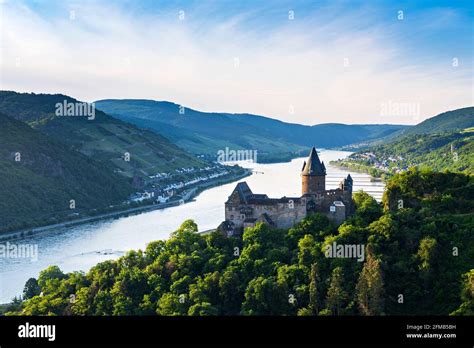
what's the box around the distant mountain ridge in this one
[400,106,474,136]
[338,107,474,151]
[332,107,474,175]
[95,99,409,159]
[0,91,206,178]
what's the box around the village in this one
[129,164,245,204]
[338,151,408,174]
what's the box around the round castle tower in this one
[301,147,326,195]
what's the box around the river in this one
[0,150,384,303]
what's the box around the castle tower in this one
[345,174,353,193]
[339,173,353,193]
[301,147,326,195]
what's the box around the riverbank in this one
[0,168,251,242]
[0,150,387,303]
[257,149,310,164]
[330,160,389,182]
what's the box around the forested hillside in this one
[95,99,407,159]
[0,91,206,177]
[401,107,474,136]
[332,106,474,176]
[338,107,474,151]
[0,91,235,233]
[6,169,473,316]
[0,113,133,232]
[333,129,474,177]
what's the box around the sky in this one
[0,0,473,125]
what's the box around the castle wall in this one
[302,190,351,212]
[224,158,354,233]
[225,188,353,231]
[225,200,307,230]
[252,202,306,229]
[327,202,346,225]
[225,205,246,228]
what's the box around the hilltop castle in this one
[219,147,354,236]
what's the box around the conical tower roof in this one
[301,147,326,176]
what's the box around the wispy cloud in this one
[1,0,472,124]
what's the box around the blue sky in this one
[1,0,472,124]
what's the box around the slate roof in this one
[301,147,326,176]
[230,182,300,205]
[234,182,253,204]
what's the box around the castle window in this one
[230,215,234,220]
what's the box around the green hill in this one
[331,107,474,176]
[0,92,206,179]
[401,106,474,136]
[94,99,408,159]
[372,130,472,173]
[6,170,473,316]
[333,129,473,177]
[0,112,133,232]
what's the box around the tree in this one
[38,265,66,290]
[297,235,318,268]
[156,293,188,316]
[325,267,346,315]
[189,272,220,306]
[219,266,244,315]
[188,302,218,316]
[23,278,41,300]
[286,213,334,249]
[352,191,382,225]
[417,237,437,271]
[171,219,198,236]
[308,263,320,315]
[241,276,290,315]
[356,248,384,315]
[451,270,474,315]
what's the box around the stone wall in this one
[225,199,307,229]
[252,201,307,229]
[224,188,353,231]
[302,175,326,195]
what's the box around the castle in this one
[219,147,354,236]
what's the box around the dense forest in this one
[4,169,473,316]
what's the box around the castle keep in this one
[221,147,354,235]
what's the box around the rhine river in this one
[0,150,384,303]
